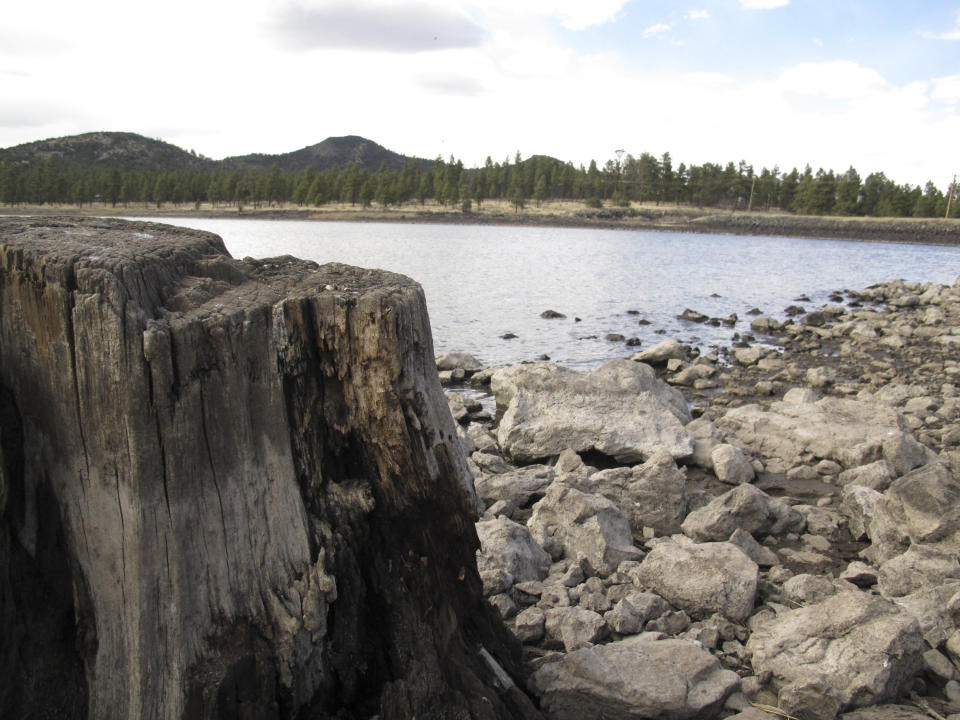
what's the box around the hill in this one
[220,135,429,173]
[0,132,430,174]
[0,131,214,172]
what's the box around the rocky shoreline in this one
[440,273,960,720]
[4,205,959,246]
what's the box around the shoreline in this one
[3,202,959,246]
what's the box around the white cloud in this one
[931,75,960,103]
[777,61,891,101]
[922,10,960,40]
[739,0,789,9]
[643,23,672,37]
[270,2,487,52]
[686,9,709,20]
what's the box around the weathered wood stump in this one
[0,217,540,719]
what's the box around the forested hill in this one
[0,132,425,174]
[0,132,215,171]
[220,135,429,173]
[1,132,957,219]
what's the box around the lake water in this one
[127,217,960,369]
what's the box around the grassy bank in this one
[3,199,959,246]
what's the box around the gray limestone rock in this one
[590,451,688,536]
[636,536,759,623]
[527,484,643,575]
[492,360,694,464]
[681,484,802,543]
[747,591,925,714]
[531,633,740,720]
[477,516,552,588]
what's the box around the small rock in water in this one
[678,308,709,323]
[625,337,642,347]
[638,319,652,325]
[605,333,625,342]
[627,309,640,315]
[501,332,518,339]
[541,309,566,319]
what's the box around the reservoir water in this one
[128,217,960,369]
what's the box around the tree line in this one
[1,150,956,219]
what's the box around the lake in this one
[127,217,960,369]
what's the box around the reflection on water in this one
[127,217,960,369]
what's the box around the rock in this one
[0,218,539,719]
[711,444,756,484]
[779,680,845,720]
[543,606,607,651]
[527,484,643,575]
[923,648,956,683]
[877,545,960,598]
[436,351,484,373]
[531,634,740,720]
[884,462,960,545]
[728,528,780,567]
[514,606,546,644]
[717,396,905,471]
[838,460,894,491]
[734,346,764,366]
[806,366,838,388]
[492,360,693,464]
[883,433,933,477]
[679,308,709,323]
[631,338,687,365]
[477,516,552,587]
[840,561,879,588]
[603,597,645,635]
[686,418,724,470]
[636,536,759,622]
[474,465,555,517]
[747,591,925,712]
[541,309,566,319]
[590,451,688,536]
[682,484,802,543]
[893,582,960,648]
[782,574,839,605]
[750,316,783,334]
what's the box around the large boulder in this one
[492,360,693,464]
[747,591,925,716]
[0,218,540,720]
[681,484,802,543]
[589,451,688,536]
[636,536,759,623]
[527,484,643,575]
[531,633,740,720]
[717,395,906,471]
[884,462,960,546]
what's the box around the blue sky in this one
[1,0,958,188]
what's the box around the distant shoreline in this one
[3,201,959,246]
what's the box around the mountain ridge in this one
[0,131,432,173]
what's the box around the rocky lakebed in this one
[438,274,960,720]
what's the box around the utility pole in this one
[747,176,757,213]
[947,175,957,219]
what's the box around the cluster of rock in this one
[440,274,960,720]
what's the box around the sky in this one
[2,0,959,189]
